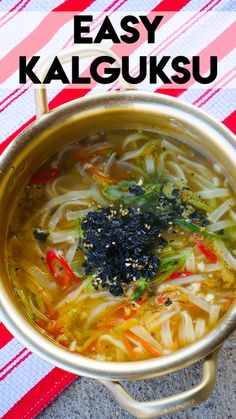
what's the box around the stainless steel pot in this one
[0,46,235,418]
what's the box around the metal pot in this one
[0,46,235,418]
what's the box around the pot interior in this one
[0,92,236,380]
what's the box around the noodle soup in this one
[7,130,236,362]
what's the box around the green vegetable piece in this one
[175,219,229,239]
[106,150,116,157]
[71,259,84,276]
[16,289,34,319]
[189,199,212,213]
[84,276,96,291]
[35,294,45,313]
[151,251,190,286]
[69,308,78,319]
[104,180,161,205]
[132,277,148,301]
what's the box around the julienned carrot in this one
[36,320,47,330]
[75,146,116,162]
[84,341,97,354]
[89,166,115,184]
[108,303,136,320]
[48,323,62,336]
[36,320,61,336]
[173,339,179,350]
[45,305,58,320]
[75,150,92,162]
[136,293,148,306]
[38,292,57,320]
[124,330,160,357]
[122,333,137,360]
[99,319,125,330]
[225,297,233,310]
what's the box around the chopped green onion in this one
[84,276,96,291]
[35,294,46,313]
[175,219,229,239]
[132,277,149,301]
[189,199,212,213]
[151,251,190,285]
[104,181,161,204]
[16,289,34,318]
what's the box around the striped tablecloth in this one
[0,0,235,418]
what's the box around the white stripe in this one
[199,83,236,120]
[91,11,235,93]
[0,354,53,416]
[0,339,26,369]
[0,0,161,132]
[0,7,234,139]
[0,349,31,380]
[183,0,232,11]
[180,49,236,102]
[1,0,148,97]
[0,0,65,59]
[0,0,63,11]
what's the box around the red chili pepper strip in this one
[195,239,218,263]
[46,250,80,287]
[169,271,192,279]
[30,167,60,185]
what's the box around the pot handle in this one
[100,350,218,418]
[34,45,133,118]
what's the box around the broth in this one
[7,129,236,361]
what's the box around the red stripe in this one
[0,0,124,108]
[223,110,236,135]
[58,0,127,54]
[198,71,236,108]
[3,368,76,419]
[110,0,194,91]
[0,323,13,348]
[156,21,236,96]
[0,24,233,153]
[152,0,193,11]
[109,0,218,91]
[0,116,35,154]
[0,0,226,151]
[54,0,95,12]
[0,0,127,138]
[0,0,195,151]
[128,0,220,83]
[104,0,124,12]
[0,0,96,83]
[0,351,31,381]
[0,348,28,374]
[0,0,31,29]
[193,66,236,105]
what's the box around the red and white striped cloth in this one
[0,0,235,417]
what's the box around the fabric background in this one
[0,0,235,418]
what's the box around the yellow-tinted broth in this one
[7,129,236,361]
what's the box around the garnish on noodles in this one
[7,129,236,361]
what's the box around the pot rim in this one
[0,90,236,381]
